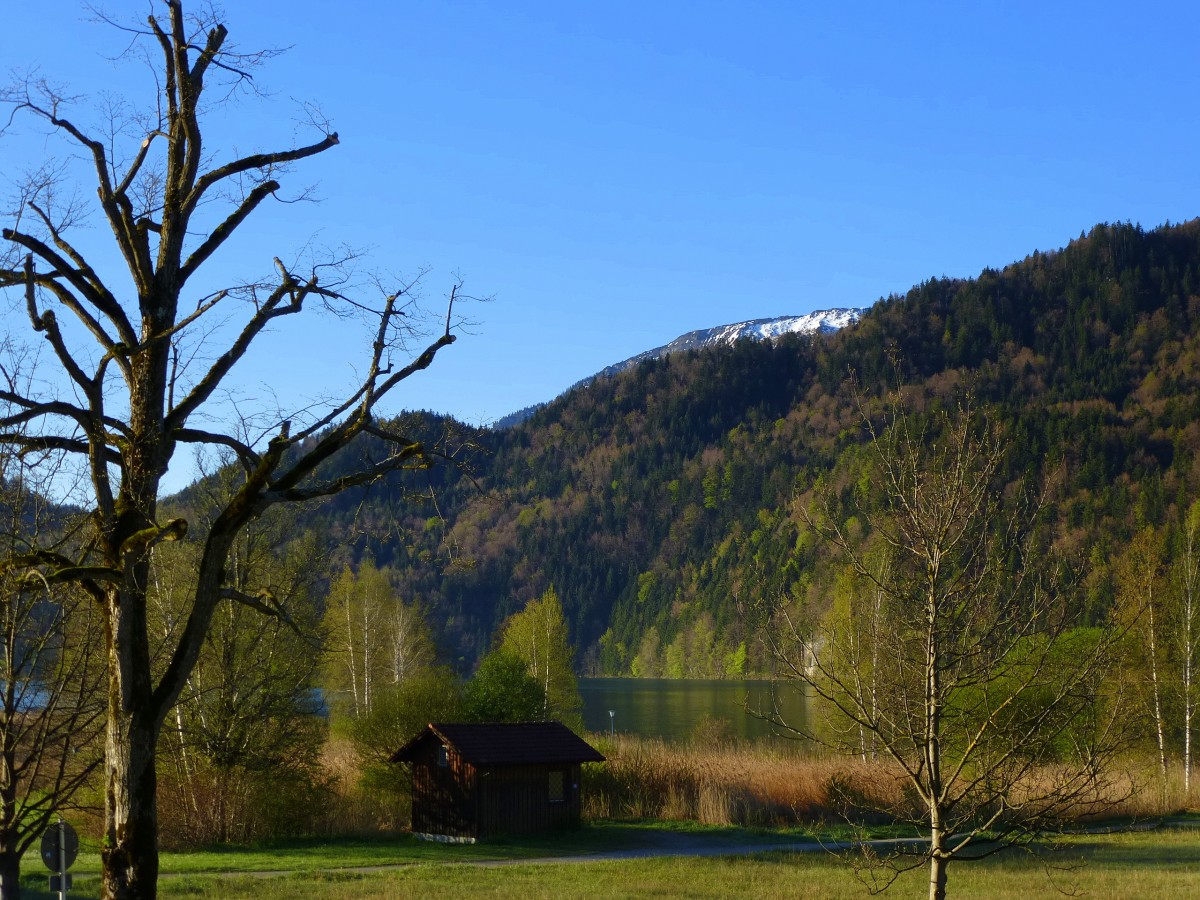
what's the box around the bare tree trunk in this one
[927,638,948,900]
[1187,657,1193,794]
[172,705,201,829]
[1184,566,1195,794]
[0,780,18,900]
[867,574,885,761]
[543,613,551,718]
[102,709,161,900]
[361,602,373,715]
[344,594,361,718]
[1186,604,1194,793]
[928,846,948,900]
[0,845,21,900]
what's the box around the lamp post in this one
[608,709,615,739]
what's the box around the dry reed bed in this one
[582,735,904,826]
[582,734,1197,828]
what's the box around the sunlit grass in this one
[50,828,641,878]
[148,825,1200,900]
[18,733,1195,898]
[18,820,1197,899]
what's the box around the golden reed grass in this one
[582,733,904,826]
[581,734,1197,828]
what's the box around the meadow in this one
[22,822,1200,900]
[25,733,1196,899]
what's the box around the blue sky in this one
[4,2,1200,477]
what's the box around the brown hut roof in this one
[390,721,606,765]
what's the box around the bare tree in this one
[0,3,463,897]
[0,435,105,900]
[152,502,328,846]
[766,388,1131,900]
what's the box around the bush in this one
[158,715,336,847]
[463,649,546,722]
[348,667,464,765]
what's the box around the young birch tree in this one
[500,587,582,724]
[1113,528,1169,779]
[1173,501,1200,794]
[322,561,435,721]
[824,551,890,762]
[767,390,1129,900]
[0,4,463,896]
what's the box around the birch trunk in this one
[1147,592,1167,779]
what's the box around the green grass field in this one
[18,820,1199,899]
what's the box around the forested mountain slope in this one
[272,220,1200,675]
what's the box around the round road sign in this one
[40,821,79,871]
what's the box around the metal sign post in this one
[40,818,78,899]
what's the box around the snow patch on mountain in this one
[593,308,866,379]
[492,308,866,429]
[660,308,864,352]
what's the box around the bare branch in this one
[178,180,278,283]
[163,259,315,429]
[174,426,259,473]
[183,132,339,221]
[266,440,429,504]
[3,231,137,348]
[218,585,313,643]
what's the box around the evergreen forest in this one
[219,219,1200,681]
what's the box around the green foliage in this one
[631,627,662,678]
[345,665,464,828]
[723,642,748,677]
[349,667,464,765]
[228,716,338,843]
[946,628,1111,764]
[154,510,330,845]
[499,587,583,725]
[463,649,546,722]
[664,640,685,679]
[321,560,436,722]
[247,219,1200,682]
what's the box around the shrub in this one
[463,649,546,722]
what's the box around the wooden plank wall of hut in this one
[476,763,582,837]
[411,743,478,839]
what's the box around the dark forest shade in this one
[391,722,605,841]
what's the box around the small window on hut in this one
[437,745,449,768]
[548,769,565,803]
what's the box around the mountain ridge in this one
[188,218,1200,678]
[492,308,866,429]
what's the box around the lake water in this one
[579,677,811,744]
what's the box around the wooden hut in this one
[390,722,605,842]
